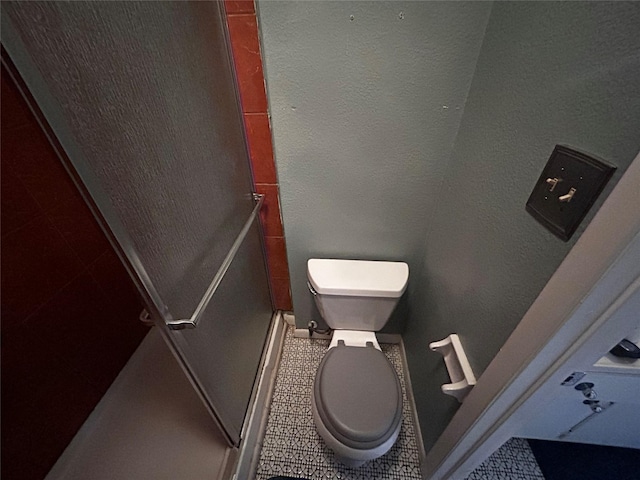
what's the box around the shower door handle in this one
[166,193,264,330]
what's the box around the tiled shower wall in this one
[224,0,293,311]
[1,65,149,480]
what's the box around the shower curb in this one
[233,311,288,480]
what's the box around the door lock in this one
[575,382,597,400]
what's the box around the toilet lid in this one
[314,344,402,449]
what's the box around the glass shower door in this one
[2,0,273,445]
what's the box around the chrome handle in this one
[166,193,264,330]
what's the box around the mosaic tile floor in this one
[255,326,545,480]
[465,438,545,480]
[255,327,422,480]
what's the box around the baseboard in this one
[398,339,428,478]
[233,311,287,480]
[378,333,402,344]
[293,329,402,344]
[293,328,332,339]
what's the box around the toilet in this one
[307,258,409,467]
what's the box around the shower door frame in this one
[0,48,240,448]
[1,0,273,450]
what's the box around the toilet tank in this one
[307,259,409,331]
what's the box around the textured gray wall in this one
[258,1,493,330]
[404,2,640,451]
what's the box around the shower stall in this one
[2,0,273,448]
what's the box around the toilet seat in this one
[314,343,402,450]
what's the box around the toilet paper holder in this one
[429,334,476,403]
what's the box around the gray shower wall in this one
[257,1,493,330]
[404,1,640,451]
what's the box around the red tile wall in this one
[225,0,292,311]
[1,66,149,480]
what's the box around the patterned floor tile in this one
[255,327,422,480]
[465,437,545,480]
[256,327,545,480]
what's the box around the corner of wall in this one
[224,0,292,311]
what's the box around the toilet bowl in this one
[307,258,409,467]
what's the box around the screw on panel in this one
[350,15,354,22]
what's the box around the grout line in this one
[226,13,257,18]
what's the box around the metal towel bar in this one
[166,193,264,330]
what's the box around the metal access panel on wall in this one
[526,145,616,241]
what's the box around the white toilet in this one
[307,258,409,467]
